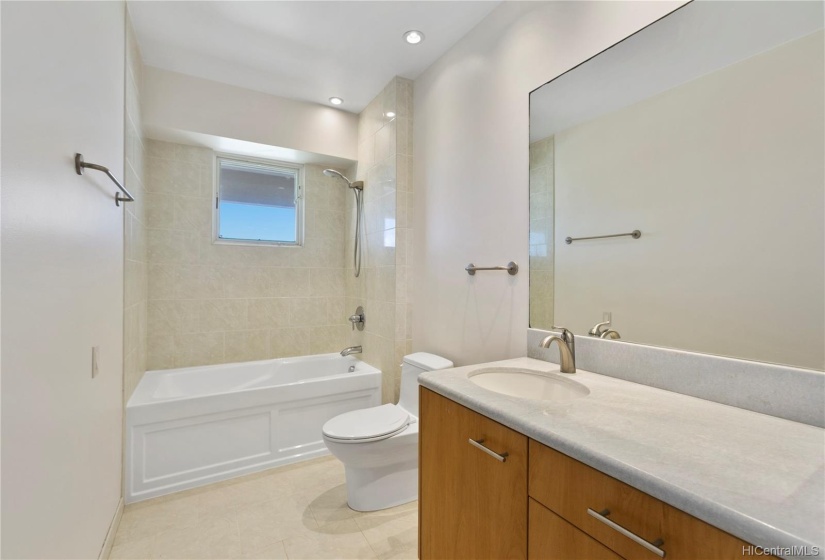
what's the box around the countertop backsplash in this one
[528,328,825,428]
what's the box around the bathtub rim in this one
[128,353,381,408]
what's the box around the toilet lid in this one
[322,404,411,441]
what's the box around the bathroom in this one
[1,1,823,559]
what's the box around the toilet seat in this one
[322,404,413,443]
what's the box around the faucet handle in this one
[551,326,574,343]
[588,320,611,337]
[348,306,365,331]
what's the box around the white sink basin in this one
[467,367,589,402]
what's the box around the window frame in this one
[212,153,305,247]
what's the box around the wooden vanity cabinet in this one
[420,387,773,560]
[419,388,528,559]
[529,498,623,560]
[529,440,762,560]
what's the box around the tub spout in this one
[340,346,362,357]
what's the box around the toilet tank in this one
[398,352,454,416]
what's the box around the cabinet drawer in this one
[529,440,760,560]
[529,498,622,560]
[420,388,528,559]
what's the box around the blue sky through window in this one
[219,202,296,242]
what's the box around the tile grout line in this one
[362,527,382,560]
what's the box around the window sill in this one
[213,238,303,248]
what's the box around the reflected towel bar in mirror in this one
[465,262,519,275]
[565,230,641,245]
[75,153,135,207]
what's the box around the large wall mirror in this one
[529,1,824,371]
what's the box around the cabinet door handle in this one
[587,508,666,557]
[468,438,508,462]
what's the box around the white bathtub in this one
[125,353,381,503]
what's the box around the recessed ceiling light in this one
[385,111,396,118]
[329,97,343,106]
[403,30,424,45]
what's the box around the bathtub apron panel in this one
[125,354,381,503]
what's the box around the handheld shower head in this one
[323,169,363,190]
[324,168,351,183]
[323,169,365,277]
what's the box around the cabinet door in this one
[529,499,623,560]
[420,388,528,559]
[529,441,767,560]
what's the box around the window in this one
[214,155,303,245]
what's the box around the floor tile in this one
[111,456,418,560]
[153,514,241,559]
[110,534,155,560]
[238,539,288,560]
[117,495,200,545]
[235,494,318,556]
[377,544,418,560]
[356,507,418,559]
[306,483,361,526]
[281,518,377,560]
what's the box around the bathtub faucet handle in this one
[348,306,365,331]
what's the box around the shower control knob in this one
[349,306,365,331]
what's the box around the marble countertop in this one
[418,357,825,560]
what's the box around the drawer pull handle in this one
[587,508,666,558]
[468,438,508,462]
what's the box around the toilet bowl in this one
[322,352,453,511]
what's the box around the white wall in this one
[1,2,126,557]
[412,1,684,365]
[142,66,359,162]
[553,31,824,370]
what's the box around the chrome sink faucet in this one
[539,327,576,373]
[340,345,362,357]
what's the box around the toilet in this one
[322,352,454,511]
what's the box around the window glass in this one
[216,157,302,245]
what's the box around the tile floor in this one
[111,456,417,560]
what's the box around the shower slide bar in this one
[465,261,519,276]
[565,230,641,245]
[74,153,134,207]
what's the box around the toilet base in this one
[345,460,418,512]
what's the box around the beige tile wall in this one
[139,77,414,403]
[123,18,148,401]
[395,79,415,389]
[144,141,351,369]
[529,136,554,329]
[345,77,414,403]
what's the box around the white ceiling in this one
[128,1,501,113]
[530,0,825,141]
